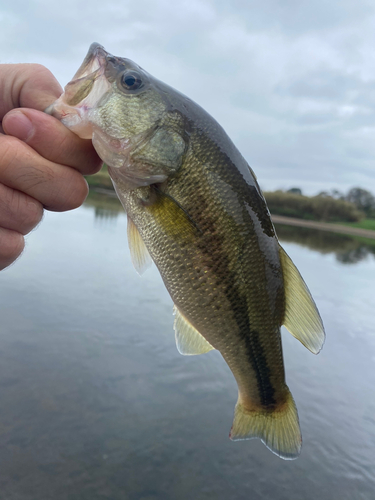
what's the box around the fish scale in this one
[126,129,287,409]
[47,42,325,460]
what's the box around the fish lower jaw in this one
[47,100,93,139]
[62,116,93,139]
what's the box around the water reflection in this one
[84,189,375,266]
[85,190,122,225]
[1,193,374,499]
[94,207,120,222]
[275,223,375,264]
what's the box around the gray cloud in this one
[216,0,373,34]
[1,0,375,195]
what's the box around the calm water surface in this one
[0,193,374,500]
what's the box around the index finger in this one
[0,64,62,120]
[3,108,102,175]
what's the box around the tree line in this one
[316,187,375,218]
[263,187,375,222]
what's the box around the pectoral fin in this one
[279,245,325,354]
[173,306,214,355]
[147,187,201,239]
[127,216,152,275]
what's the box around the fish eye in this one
[120,71,143,91]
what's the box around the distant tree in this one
[331,189,345,200]
[345,187,375,217]
[264,190,363,222]
[317,189,345,199]
[287,187,302,195]
[317,191,331,198]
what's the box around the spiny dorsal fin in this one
[279,245,325,354]
[173,306,215,355]
[127,216,152,275]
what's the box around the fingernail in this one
[3,111,34,142]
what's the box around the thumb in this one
[0,63,62,120]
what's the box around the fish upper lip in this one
[44,43,113,131]
[70,42,109,83]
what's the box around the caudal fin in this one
[229,387,301,460]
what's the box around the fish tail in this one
[229,387,302,460]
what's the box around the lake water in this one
[1,193,374,500]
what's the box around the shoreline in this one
[271,215,375,240]
[88,186,375,240]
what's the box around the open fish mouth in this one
[70,42,108,82]
[45,43,112,138]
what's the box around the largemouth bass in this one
[47,43,325,460]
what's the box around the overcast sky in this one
[1,0,375,195]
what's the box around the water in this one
[1,193,374,500]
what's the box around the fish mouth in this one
[45,43,113,138]
[71,42,108,82]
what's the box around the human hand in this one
[0,63,102,270]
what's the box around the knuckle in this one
[55,133,71,158]
[21,163,55,191]
[20,199,44,234]
[65,175,89,210]
[0,135,21,174]
[0,183,43,235]
[0,229,24,268]
[27,64,55,82]
[50,170,88,212]
[0,135,56,192]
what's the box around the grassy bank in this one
[339,219,375,231]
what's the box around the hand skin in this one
[0,64,102,270]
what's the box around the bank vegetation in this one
[86,168,375,224]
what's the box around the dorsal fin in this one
[279,245,325,354]
[127,216,152,275]
[173,306,215,355]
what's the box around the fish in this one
[46,43,325,460]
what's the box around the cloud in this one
[1,0,375,194]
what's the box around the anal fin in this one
[279,245,325,354]
[127,216,152,275]
[173,306,214,355]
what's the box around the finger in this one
[0,227,25,271]
[0,135,89,212]
[3,108,102,175]
[0,183,43,235]
[0,64,62,120]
